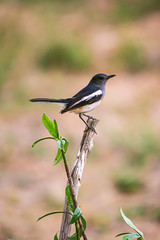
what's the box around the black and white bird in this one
[30,73,116,132]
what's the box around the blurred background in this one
[0,0,160,239]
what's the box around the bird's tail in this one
[30,98,70,107]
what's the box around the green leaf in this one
[123,233,140,240]
[54,148,63,165]
[57,139,62,150]
[68,225,82,240]
[81,215,87,230]
[116,232,132,237]
[54,119,59,139]
[62,137,69,152]
[54,233,59,240]
[32,137,55,147]
[42,113,58,139]
[56,138,69,152]
[65,185,75,212]
[68,232,78,240]
[37,210,72,222]
[67,205,74,212]
[68,216,86,240]
[70,206,82,224]
[120,208,144,237]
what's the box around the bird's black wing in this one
[61,85,103,113]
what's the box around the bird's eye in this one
[99,76,104,80]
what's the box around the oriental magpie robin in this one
[30,73,116,133]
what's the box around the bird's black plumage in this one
[61,84,102,113]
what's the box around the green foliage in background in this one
[5,0,83,7]
[0,23,22,93]
[128,128,160,167]
[123,206,147,219]
[112,126,160,167]
[37,41,91,72]
[42,192,63,210]
[112,0,160,22]
[87,214,110,233]
[114,172,143,194]
[112,40,148,72]
[153,207,160,222]
[111,125,160,194]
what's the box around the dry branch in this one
[59,118,99,240]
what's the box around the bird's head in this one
[90,73,116,86]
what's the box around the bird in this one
[30,73,116,133]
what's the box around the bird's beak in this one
[107,74,116,79]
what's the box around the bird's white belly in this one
[71,100,102,114]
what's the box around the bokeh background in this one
[0,1,160,239]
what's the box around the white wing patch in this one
[70,89,102,108]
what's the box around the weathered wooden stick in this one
[59,118,99,240]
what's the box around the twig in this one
[59,118,99,240]
[75,221,80,240]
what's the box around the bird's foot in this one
[79,113,97,134]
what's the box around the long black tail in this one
[30,98,69,104]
